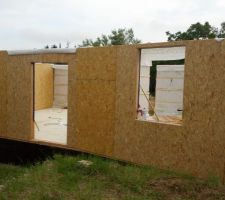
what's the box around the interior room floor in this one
[34,108,67,145]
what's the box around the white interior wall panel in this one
[155,103,183,115]
[155,90,183,103]
[139,65,150,110]
[155,65,184,116]
[156,79,184,90]
[139,47,186,117]
[53,66,68,108]
[140,47,185,66]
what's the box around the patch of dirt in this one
[102,188,123,200]
[0,185,4,192]
[145,177,225,200]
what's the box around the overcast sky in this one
[0,0,224,50]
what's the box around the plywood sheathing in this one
[136,41,186,49]
[4,53,75,141]
[0,51,8,137]
[35,63,54,110]
[113,40,225,179]
[1,39,225,181]
[68,47,117,156]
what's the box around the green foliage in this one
[166,22,225,41]
[51,44,58,48]
[0,154,224,200]
[218,22,225,38]
[0,164,27,185]
[80,28,141,47]
[206,176,221,188]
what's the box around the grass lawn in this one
[0,154,224,200]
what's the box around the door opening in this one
[33,63,68,145]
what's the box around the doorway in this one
[33,63,68,145]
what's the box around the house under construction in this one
[0,39,225,181]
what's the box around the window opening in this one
[138,47,185,125]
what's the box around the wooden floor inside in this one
[34,108,67,145]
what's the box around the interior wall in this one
[113,40,225,180]
[35,63,54,110]
[0,51,7,137]
[53,68,68,108]
[155,65,184,116]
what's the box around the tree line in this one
[45,21,225,48]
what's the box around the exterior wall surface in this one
[0,53,75,141]
[0,51,7,137]
[35,63,54,110]
[68,47,117,156]
[113,40,225,180]
[0,40,225,181]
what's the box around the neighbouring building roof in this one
[7,48,76,55]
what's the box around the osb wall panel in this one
[5,53,75,141]
[68,47,117,156]
[6,55,33,140]
[0,51,7,137]
[35,63,53,110]
[113,40,225,180]
[2,40,225,181]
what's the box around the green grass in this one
[0,154,224,200]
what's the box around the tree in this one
[80,28,141,47]
[166,22,225,41]
[51,44,58,48]
[218,22,225,38]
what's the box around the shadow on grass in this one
[0,138,80,166]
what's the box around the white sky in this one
[0,0,224,50]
